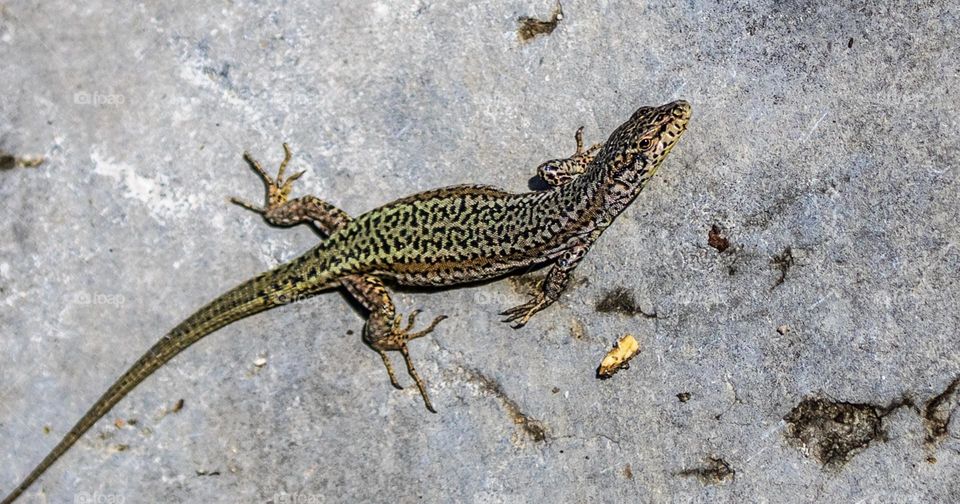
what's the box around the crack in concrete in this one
[923,375,960,446]
[676,456,735,485]
[770,247,795,289]
[455,365,548,443]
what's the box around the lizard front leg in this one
[501,242,590,328]
[230,142,352,230]
[232,144,446,411]
[536,126,603,187]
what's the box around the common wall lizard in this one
[2,99,691,502]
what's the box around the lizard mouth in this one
[664,100,692,135]
[668,100,692,121]
[657,100,691,154]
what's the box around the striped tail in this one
[2,258,333,504]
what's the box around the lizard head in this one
[599,99,691,185]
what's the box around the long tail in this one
[2,257,332,504]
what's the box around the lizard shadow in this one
[527,175,552,192]
[335,261,553,315]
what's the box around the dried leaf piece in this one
[597,334,640,379]
[0,149,44,170]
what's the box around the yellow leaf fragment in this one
[597,334,641,379]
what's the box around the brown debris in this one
[707,224,730,252]
[0,149,44,170]
[783,396,883,469]
[595,287,657,318]
[517,1,563,43]
[570,318,587,340]
[677,456,735,485]
[462,366,547,442]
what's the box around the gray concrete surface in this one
[1,1,958,502]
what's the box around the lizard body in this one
[2,100,690,503]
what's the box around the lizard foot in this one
[537,126,604,187]
[572,126,604,158]
[500,295,548,328]
[368,309,448,413]
[230,142,305,214]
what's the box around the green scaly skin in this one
[3,100,691,503]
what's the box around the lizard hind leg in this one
[230,144,449,411]
[347,277,448,413]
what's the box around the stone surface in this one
[1,1,958,502]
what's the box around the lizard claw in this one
[370,311,448,413]
[500,297,547,328]
[232,143,304,214]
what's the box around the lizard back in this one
[308,183,593,285]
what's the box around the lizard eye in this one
[638,138,651,149]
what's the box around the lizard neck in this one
[556,153,656,234]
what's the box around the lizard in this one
[2,99,691,503]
